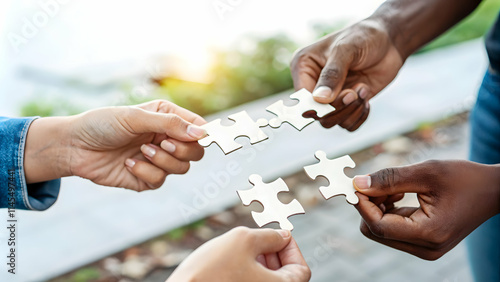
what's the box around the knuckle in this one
[289,265,312,282]
[368,222,385,238]
[377,167,399,189]
[229,226,251,240]
[157,100,175,113]
[416,160,447,194]
[304,266,312,281]
[173,143,189,157]
[346,123,358,132]
[192,146,205,161]
[147,171,167,189]
[320,119,336,128]
[125,107,144,123]
[421,160,448,178]
[175,162,190,174]
[340,121,355,131]
[359,222,371,237]
[291,48,310,66]
[421,251,444,261]
[175,143,204,161]
[135,185,148,192]
[428,232,451,249]
[422,159,443,169]
[165,114,186,129]
[320,67,342,82]
[347,125,360,132]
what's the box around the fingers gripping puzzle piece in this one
[198,111,268,154]
[304,151,359,205]
[266,88,335,130]
[237,174,305,231]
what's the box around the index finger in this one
[290,49,324,92]
[137,100,207,126]
[163,103,207,126]
[292,68,319,93]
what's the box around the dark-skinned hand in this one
[291,19,403,131]
[352,160,500,260]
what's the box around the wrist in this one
[366,9,411,61]
[24,116,75,184]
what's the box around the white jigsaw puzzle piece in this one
[304,151,359,205]
[266,88,335,130]
[198,111,268,154]
[237,174,305,231]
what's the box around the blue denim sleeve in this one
[0,117,60,211]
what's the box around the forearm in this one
[24,116,74,184]
[494,164,500,215]
[368,0,482,59]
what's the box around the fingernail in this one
[187,124,207,139]
[353,175,371,190]
[277,229,290,238]
[125,158,136,168]
[342,92,357,105]
[312,86,333,99]
[141,144,156,158]
[161,140,176,153]
[359,87,368,99]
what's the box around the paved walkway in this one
[0,40,487,281]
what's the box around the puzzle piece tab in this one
[198,111,268,154]
[304,151,359,205]
[266,88,335,131]
[237,174,305,231]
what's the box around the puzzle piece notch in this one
[237,174,305,231]
[304,151,359,205]
[266,88,335,131]
[198,111,269,154]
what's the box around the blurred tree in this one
[156,33,297,116]
[419,0,500,53]
[20,0,500,117]
[21,99,82,117]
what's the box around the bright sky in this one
[1,0,385,81]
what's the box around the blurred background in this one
[0,0,499,281]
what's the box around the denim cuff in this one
[0,117,61,211]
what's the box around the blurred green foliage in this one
[419,0,500,53]
[159,34,297,116]
[164,219,206,241]
[139,0,500,116]
[20,98,83,117]
[70,266,100,282]
[21,0,500,117]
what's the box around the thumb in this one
[126,107,207,142]
[251,229,291,256]
[353,165,430,197]
[312,49,352,103]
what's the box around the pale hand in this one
[167,227,311,282]
[24,100,207,191]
